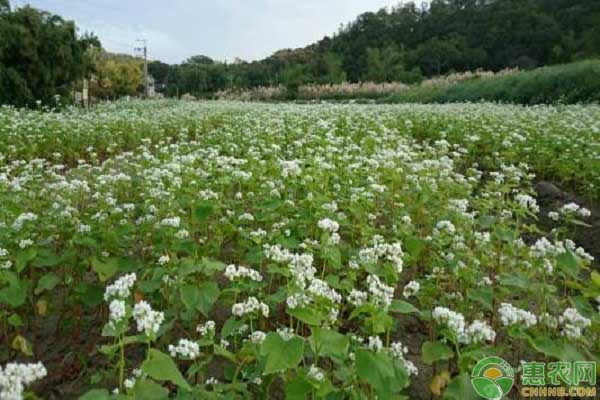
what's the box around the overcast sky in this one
[14,0,413,64]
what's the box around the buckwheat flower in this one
[515,194,539,213]
[463,320,496,344]
[0,362,47,400]
[390,341,418,376]
[157,254,170,265]
[498,303,537,328]
[560,202,591,218]
[280,159,302,177]
[249,331,266,344]
[559,308,591,339]
[434,220,456,235]
[160,216,180,228]
[548,211,559,221]
[231,297,269,318]
[0,261,12,270]
[367,336,383,352]
[239,213,255,222]
[277,327,294,341]
[347,289,368,307]
[308,365,324,382]
[104,273,137,300]
[205,377,219,386]
[432,307,466,339]
[0,248,8,257]
[197,321,216,337]
[109,299,126,325]
[175,229,189,239]
[132,301,164,337]
[168,339,200,360]
[224,264,262,282]
[402,281,420,299]
[18,239,33,249]
[318,218,339,233]
[12,212,38,230]
[366,275,394,309]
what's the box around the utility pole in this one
[135,39,149,98]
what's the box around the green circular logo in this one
[471,356,514,399]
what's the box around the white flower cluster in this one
[359,235,404,274]
[12,212,37,230]
[280,159,302,178]
[132,301,165,337]
[515,194,540,213]
[318,218,340,245]
[0,362,47,400]
[366,275,395,309]
[559,308,591,339]
[433,220,456,235]
[560,202,591,218]
[347,289,368,307]
[248,330,266,344]
[160,216,181,228]
[402,281,420,298]
[197,320,216,337]
[463,320,496,344]
[169,338,200,360]
[307,365,324,382]
[498,303,538,328]
[104,273,137,301]
[109,299,127,325]
[264,244,316,288]
[307,278,342,304]
[224,264,263,282]
[390,342,418,376]
[367,336,383,352]
[231,297,269,318]
[433,306,496,344]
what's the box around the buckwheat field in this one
[0,101,598,399]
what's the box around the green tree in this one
[0,4,96,106]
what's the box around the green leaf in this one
[355,349,395,400]
[557,250,580,278]
[591,271,600,287]
[443,373,480,400]
[78,389,111,400]
[180,285,201,311]
[404,236,426,258]
[141,349,191,391]
[0,279,27,307]
[529,337,585,361]
[15,248,37,273]
[389,299,420,314]
[193,202,214,223]
[309,327,349,361]
[197,282,220,316]
[91,257,119,282]
[220,318,245,338]
[8,314,23,327]
[133,379,169,399]
[467,287,493,311]
[321,246,342,269]
[287,307,323,326]
[260,333,304,374]
[422,341,454,365]
[35,273,61,295]
[285,376,312,400]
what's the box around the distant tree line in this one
[149,0,600,98]
[1,0,599,105]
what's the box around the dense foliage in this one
[0,1,98,107]
[149,0,600,97]
[383,59,600,105]
[0,101,598,399]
